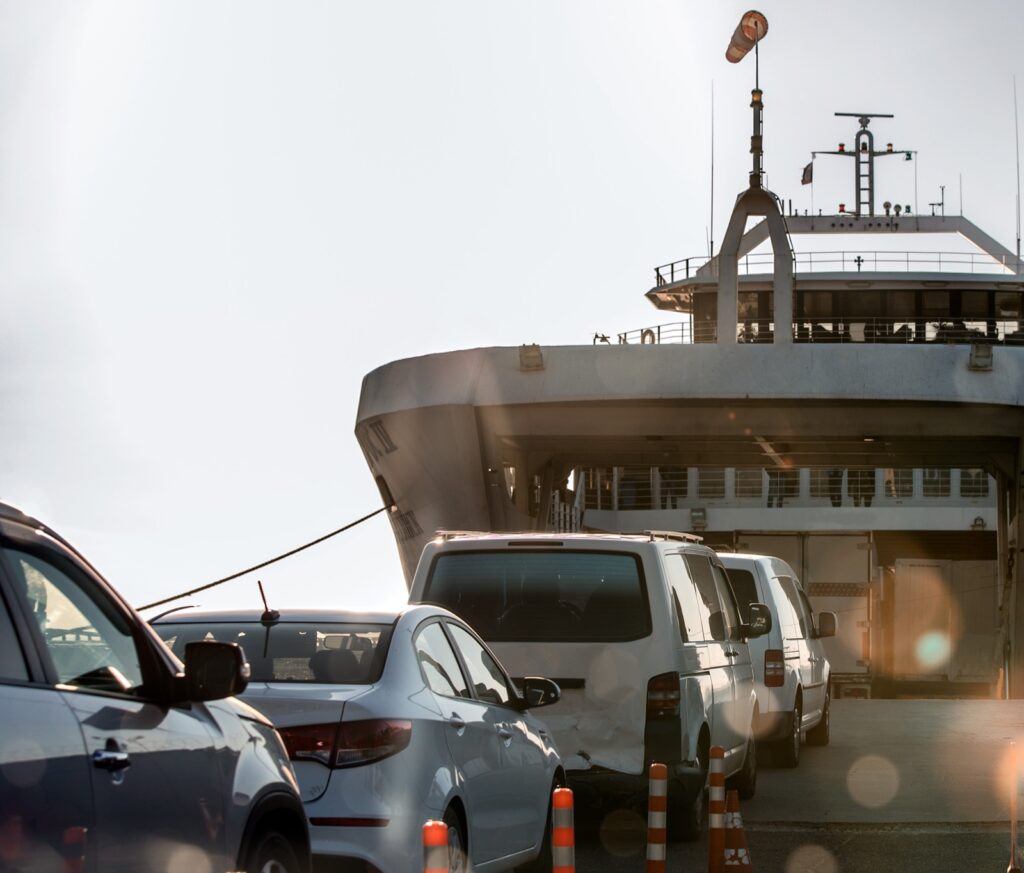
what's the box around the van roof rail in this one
[639,530,704,543]
[434,529,490,541]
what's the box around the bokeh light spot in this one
[846,754,900,808]
[915,631,951,670]
[786,843,838,873]
[598,807,645,857]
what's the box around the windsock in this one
[725,11,768,63]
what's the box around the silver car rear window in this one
[154,621,392,684]
[424,550,651,642]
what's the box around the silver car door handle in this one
[724,650,739,657]
[448,714,466,730]
[497,726,513,742]
[92,749,131,772]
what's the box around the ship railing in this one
[653,250,1017,286]
[613,317,1024,345]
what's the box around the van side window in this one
[777,576,808,639]
[665,555,704,642]
[796,588,817,638]
[683,554,728,642]
[710,563,741,639]
[724,568,758,624]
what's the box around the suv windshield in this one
[155,621,392,684]
[424,549,651,642]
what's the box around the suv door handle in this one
[92,749,131,772]
[724,649,740,657]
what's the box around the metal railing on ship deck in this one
[653,250,1017,286]
[609,317,1024,346]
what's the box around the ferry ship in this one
[355,16,1024,698]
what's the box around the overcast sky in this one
[2,0,1022,614]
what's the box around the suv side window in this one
[447,623,513,707]
[665,555,705,642]
[684,553,729,641]
[0,588,28,681]
[3,547,144,693]
[414,621,471,699]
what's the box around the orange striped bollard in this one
[422,820,448,873]
[708,745,727,873]
[552,787,575,873]
[646,762,668,872]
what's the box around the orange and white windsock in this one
[646,762,668,873]
[552,787,576,873]
[724,789,753,868]
[725,11,768,63]
[422,820,449,873]
[708,745,727,873]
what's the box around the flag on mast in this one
[801,161,813,185]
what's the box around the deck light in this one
[839,203,846,213]
[887,142,893,152]
[838,143,845,152]
[894,204,902,216]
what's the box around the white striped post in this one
[708,745,727,873]
[551,786,575,873]
[646,762,668,873]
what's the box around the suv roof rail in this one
[434,529,491,541]
[639,530,704,543]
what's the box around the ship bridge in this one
[357,98,1024,697]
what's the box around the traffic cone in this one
[422,820,448,873]
[723,789,752,869]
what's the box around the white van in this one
[409,531,772,839]
[719,553,836,767]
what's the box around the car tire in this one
[444,806,468,873]
[728,735,757,800]
[243,830,302,873]
[807,693,831,746]
[774,703,801,768]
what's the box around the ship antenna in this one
[1015,75,1021,272]
[709,79,715,258]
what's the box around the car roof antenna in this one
[257,579,279,660]
[258,579,280,625]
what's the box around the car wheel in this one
[775,703,801,768]
[675,739,709,843]
[444,806,468,873]
[728,735,757,800]
[243,830,301,873]
[807,694,831,746]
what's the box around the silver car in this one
[0,502,311,872]
[153,605,565,873]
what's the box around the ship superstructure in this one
[356,18,1024,698]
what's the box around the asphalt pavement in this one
[570,699,1024,872]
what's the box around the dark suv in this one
[0,502,311,872]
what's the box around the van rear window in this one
[424,550,651,642]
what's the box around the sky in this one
[2,0,1023,616]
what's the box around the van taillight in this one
[764,650,785,687]
[647,672,681,719]
[278,720,412,768]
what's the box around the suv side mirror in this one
[182,641,250,702]
[817,611,837,638]
[517,677,561,709]
[743,602,773,638]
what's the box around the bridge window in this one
[960,469,989,498]
[923,468,951,498]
